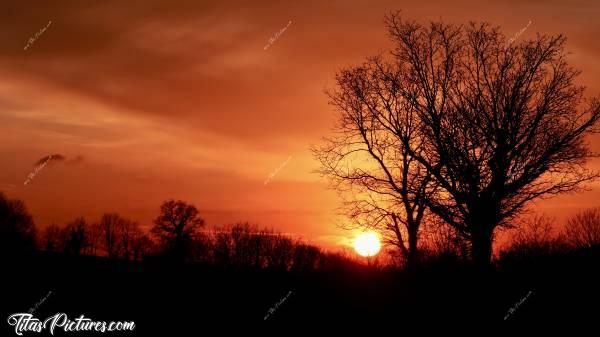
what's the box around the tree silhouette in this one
[119,220,142,260]
[98,213,127,258]
[42,223,62,252]
[314,53,434,266]
[213,229,233,266]
[291,243,321,272]
[95,213,144,259]
[151,199,205,260]
[62,217,88,255]
[205,224,325,270]
[387,14,599,266]
[318,12,600,267]
[498,214,572,265]
[512,214,555,248]
[505,214,567,258]
[565,207,600,248]
[422,218,468,261]
[85,222,103,256]
[265,234,294,270]
[0,192,36,255]
[131,231,152,261]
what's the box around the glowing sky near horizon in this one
[1,0,599,250]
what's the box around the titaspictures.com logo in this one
[7,313,135,335]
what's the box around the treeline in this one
[2,191,599,271]
[498,211,600,264]
[0,192,360,272]
[41,214,152,260]
[192,225,360,271]
[400,210,600,268]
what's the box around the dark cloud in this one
[34,154,83,166]
[34,154,65,166]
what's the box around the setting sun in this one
[353,232,381,257]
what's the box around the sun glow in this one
[353,231,381,257]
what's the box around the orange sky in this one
[1,0,599,250]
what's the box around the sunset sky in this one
[1,0,599,250]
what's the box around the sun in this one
[353,231,381,257]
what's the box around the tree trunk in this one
[406,225,419,268]
[471,227,493,268]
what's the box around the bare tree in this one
[213,229,233,266]
[229,223,254,266]
[499,213,570,262]
[564,207,600,248]
[318,12,600,267]
[119,220,141,260]
[511,214,556,248]
[422,218,468,260]
[151,199,205,260]
[313,54,434,267]
[291,243,321,272]
[85,222,103,256]
[62,217,88,255]
[42,223,62,252]
[98,213,127,258]
[131,231,152,261]
[265,234,294,270]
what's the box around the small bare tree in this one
[85,222,103,256]
[42,224,62,252]
[512,214,556,248]
[98,213,125,258]
[131,230,152,261]
[564,207,600,248]
[119,220,142,260]
[62,217,88,255]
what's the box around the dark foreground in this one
[2,249,598,335]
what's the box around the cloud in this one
[34,154,64,166]
[34,154,83,166]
